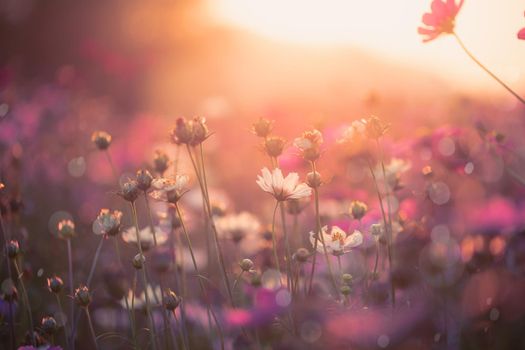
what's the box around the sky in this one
[208,0,525,95]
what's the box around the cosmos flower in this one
[338,120,366,144]
[122,226,168,251]
[149,175,189,204]
[294,129,323,161]
[418,0,464,42]
[309,226,363,256]
[256,168,312,201]
[215,212,261,243]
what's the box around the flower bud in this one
[239,259,254,272]
[170,118,193,145]
[94,209,123,237]
[342,273,353,285]
[306,171,322,188]
[364,116,389,139]
[136,169,153,191]
[340,285,352,296]
[57,220,76,240]
[6,240,19,259]
[2,279,18,302]
[292,248,310,263]
[47,276,64,294]
[190,117,209,145]
[264,136,286,158]
[153,150,170,175]
[41,316,58,335]
[74,285,91,307]
[349,201,368,220]
[91,131,112,150]
[252,118,273,138]
[119,180,140,202]
[164,289,181,311]
[132,254,146,269]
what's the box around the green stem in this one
[13,259,35,346]
[130,202,158,350]
[453,32,525,105]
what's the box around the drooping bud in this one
[91,131,112,150]
[164,289,181,311]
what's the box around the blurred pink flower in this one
[418,0,464,42]
[519,12,525,40]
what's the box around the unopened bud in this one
[239,259,254,272]
[342,274,353,285]
[306,171,322,188]
[47,276,64,294]
[91,131,112,150]
[264,136,286,158]
[6,240,19,259]
[74,285,91,307]
[350,201,367,220]
[293,248,310,263]
[340,285,352,296]
[41,316,58,335]
[136,169,153,191]
[252,118,273,138]
[164,289,181,311]
[132,254,146,269]
[119,180,140,202]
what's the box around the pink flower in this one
[519,12,525,40]
[418,0,464,42]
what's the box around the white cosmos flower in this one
[120,284,162,310]
[149,175,189,203]
[122,226,168,251]
[338,120,366,143]
[215,212,261,243]
[310,225,363,256]
[256,168,312,201]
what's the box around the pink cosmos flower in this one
[418,0,464,42]
[519,12,525,40]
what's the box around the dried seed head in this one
[190,117,210,145]
[164,289,181,311]
[91,131,112,150]
[306,171,322,188]
[119,180,140,202]
[74,285,91,307]
[47,276,64,294]
[170,118,194,145]
[239,258,254,272]
[363,116,389,139]
[350,201,368,220]
[57,220,76,239]
[41,316,58,335]
[94,209,123,237]
[264,136,286,158]
[252,118,274,138]
[293,248,311,263]
[6,240,19,259]
[153,149,170,175]
[132,254,146,269]
[294,129,323,161]
[136,169,153,191]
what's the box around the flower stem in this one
[55,294,70,350]
[280,203,293,292]
[130,202,158,350]
[453,32,525,105]
[0,215,16,349]
[104,150,119,183]
[13,259,35,346]
[175,203,225,350]
[232,270,245,293]
[66,239,75,350]
[270,201,282,278]
[143,193,158,246]
[86,236,105,289]
[84,308,99,350]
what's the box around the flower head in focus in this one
[310,226,363,256]
[93,209,123,237]
[149,175,189,204]
[418,0,464,42]
[256,168,312,201]
[118,179,141,203]
[294,129,323,161]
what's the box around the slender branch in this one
[66,239,75,350]
[13,259,35,346]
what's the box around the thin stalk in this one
[172,311,187,350]
[143,193,158,246]
[372,241,380,278]
[309,161,338,295]
[84,308,99,350]
[175,203,225,350]
[280,203,293,292]
[165,309,180,350]
[453,32,525,105]
[130,202,158,350]
[13,259,35,346]
[337,255,343,276]
[86,237,105,288]
[1,215,15,350]
[55,294,70,350]
[270,201,281,277]
[104,150,119,183]
[185,145,234,307]
[66,239,75,350]
[232,270,245,293]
